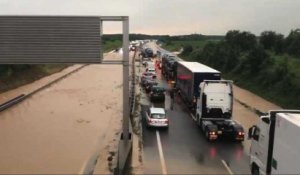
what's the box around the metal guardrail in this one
[0,94,26,112]
[130,50,137,116]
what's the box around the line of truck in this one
[154,44,300,174]
[155,47,245,142]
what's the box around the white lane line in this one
[190,113,197,121]
[221,160,234,175]
[156,131,168,175]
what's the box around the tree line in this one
[179,29,300,109]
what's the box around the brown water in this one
[0,65,83,105]
[0,52,124,174]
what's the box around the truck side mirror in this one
[248,125,256,139]
[248,125,260,140]
[248,127,253,139]
[262,117,270,124]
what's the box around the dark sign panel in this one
[0,16,101,64]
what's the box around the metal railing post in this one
[122,17,130,141]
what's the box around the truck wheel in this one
[251,164,259,175]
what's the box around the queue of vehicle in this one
[138,42,300,174]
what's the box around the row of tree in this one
[224,29,300,56]
[180,29,300,108]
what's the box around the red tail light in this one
[209,131,216,135]
[238,131,244,135]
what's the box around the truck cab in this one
[248,110,300,175]
[195,80,244,141]
[248,115,270,175]
[196,80,233,120]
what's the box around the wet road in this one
[140,43,256,174]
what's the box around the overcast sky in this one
[0,0,300,36]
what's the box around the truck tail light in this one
[238,131,244,136]
[209,131,216,135]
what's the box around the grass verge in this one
[0,64,70,93]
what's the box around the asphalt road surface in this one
[140,45,251,174]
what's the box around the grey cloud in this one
[0,0,299,35]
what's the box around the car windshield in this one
[151,113,166,119]
[147,80,157,84]
[143,58,151,61]
[152,87,164,92]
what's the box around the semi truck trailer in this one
[248,110,300,175]
[176,61,221,108]
[195,80,245,141]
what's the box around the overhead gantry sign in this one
[0,16,128,64]
[0,16,131,175]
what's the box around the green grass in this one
[103,40,122,52]
[0,65,69,93]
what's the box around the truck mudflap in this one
[231,123,245,141]
[202,120,218,141]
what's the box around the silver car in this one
[146,107,169,128]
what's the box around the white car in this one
[142,57,151,66]
[146,67,156,77]
[145,107,169,128]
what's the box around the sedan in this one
[149,86,165,102]
[145,107,169,128]
[144,80,158,93]
[146,67,156,78]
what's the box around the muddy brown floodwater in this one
[0,52,124,174]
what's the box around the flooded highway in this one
[0,52,125,174]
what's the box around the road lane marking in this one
[190,113,197,121]
[156,131,168,175]
[221,159,234,175]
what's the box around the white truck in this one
[248,110,300,175]
[195,80,244,141]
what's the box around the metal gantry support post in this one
[122,16,130,141]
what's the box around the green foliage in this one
[285,29,300,57]
[260,31,284,53]
[225,30,257,52]
[0,64,68,93]
[169,30,300,109]
[103,40,122,52]
[181,44,193,56]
